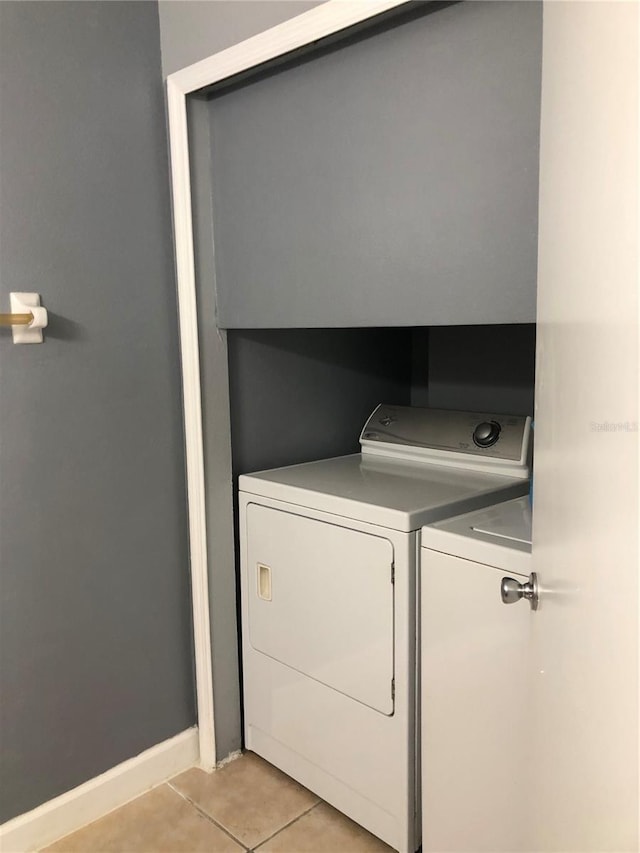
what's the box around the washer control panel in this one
[360,405,531,463]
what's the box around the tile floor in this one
[42,752,394,853]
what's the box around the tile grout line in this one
[168,780,321,852]
[250,800,322,852]
[166,782,252,851]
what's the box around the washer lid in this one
[239,454,529,532]
[422,496,532,570]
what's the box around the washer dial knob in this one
[473,420,501,448]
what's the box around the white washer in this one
[421,497,533,853]
[239,405,531,853]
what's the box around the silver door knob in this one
[501,572,539,611]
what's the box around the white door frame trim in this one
[166,0,410,769]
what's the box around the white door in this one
[529,3,638,850]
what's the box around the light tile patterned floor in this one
[42,752,394,853]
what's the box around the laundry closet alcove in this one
[177,0,541,768]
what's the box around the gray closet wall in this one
[227,329,413,477]
[412,325,536,414]
[158,1,321,77]
[207,1,542,328]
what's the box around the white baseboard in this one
[0,727,199,853]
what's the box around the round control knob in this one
[473,420,501,448]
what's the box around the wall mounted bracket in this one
[9,292,48,343]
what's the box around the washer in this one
[239,405,531,853]
[421,497,533,853]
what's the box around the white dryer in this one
[239,405,531,853]
[421,497,534,853]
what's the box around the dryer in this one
[238,405,531,853]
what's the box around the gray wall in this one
[227,329,413,477]
[208,1,542,328]
[158,1,320,77]
[0,2,194,822]
[411,325,536,415]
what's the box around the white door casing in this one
[530,2,639,849]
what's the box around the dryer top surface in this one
[239,454,529,532]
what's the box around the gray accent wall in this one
[227,329,413,477]
[411,325,536,415]
[158,1,321,77]
[208,1,542,328]
[0,2,194,822]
